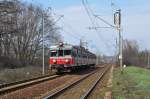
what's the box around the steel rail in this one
[43,69,101,99]
[0,74,61,95]
[0,74,55,89]
[81,65,110,99]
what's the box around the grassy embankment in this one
[112,66,150,99]
[0,66,52,84]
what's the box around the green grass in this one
[112,66,150,99]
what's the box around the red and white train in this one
[49,42,96,73]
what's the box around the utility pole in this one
[115,38,118,65]
[80,39,83,47]
[148,51,150,69]
[114,9,123,72]
[42,8,63,73]
[96,54,99,65]
[42,11,45,75]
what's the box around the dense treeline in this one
[0,0,61,68]
[122,39,150,67]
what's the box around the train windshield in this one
[50,50,57,57]
[64,50,71,56]
[50,50,71,57]
[58,50,63,56]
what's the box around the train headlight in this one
[65,59,69,63]
[53,59,56,63]
[59,42,63,47]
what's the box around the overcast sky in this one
[23,0,150,56]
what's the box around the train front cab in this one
[49,48,74,72]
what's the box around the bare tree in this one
[138,50,150,67]
[0,0,18,57]
[0,0,62,67]
[122,39,139,66]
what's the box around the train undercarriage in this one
[50,64,96,74]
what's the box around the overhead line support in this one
[114,9,123,72]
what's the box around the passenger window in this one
[72,51,77,57]
[64,50,71,56]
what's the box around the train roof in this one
[50,43,96,56]
[50,44,86,51]
[50,43,73,50]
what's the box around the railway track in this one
[0,66,98,98]
[0,64,109,99]
[81,65,110,99]
[0,74,55,89]
[43,65,110,99]
[0,74,61,95]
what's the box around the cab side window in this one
[50,50,57,57]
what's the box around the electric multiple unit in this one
[49,42,96,73]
